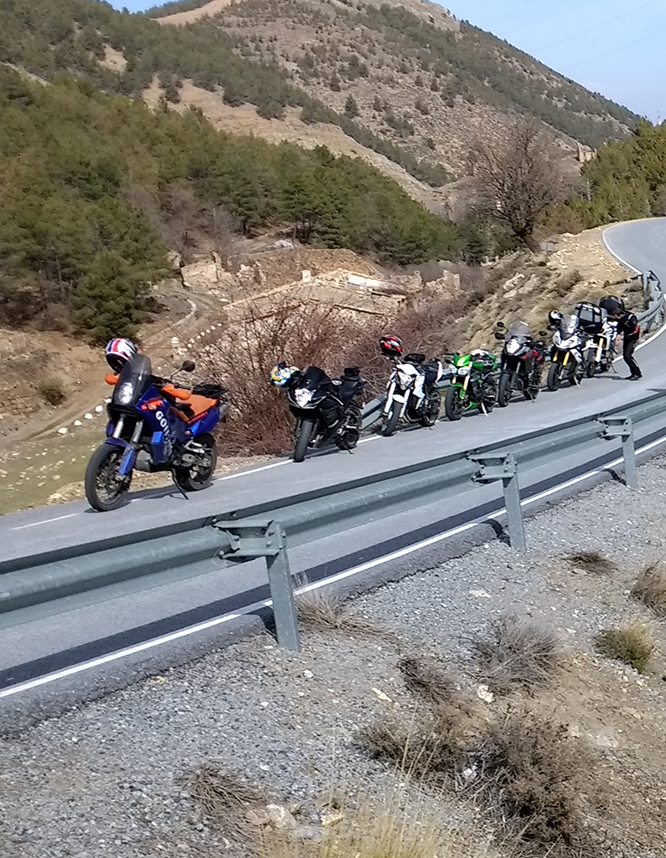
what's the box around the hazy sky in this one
[109,0,664,120]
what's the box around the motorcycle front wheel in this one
[419,390,441,427]
[497,372,513,407]
[382,402,402,436]
[294,418,316,462]
[173,433,218,492]
[85,444,132,512]
[546,363,561,391]
[444,386,464,421]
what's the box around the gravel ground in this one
[3,456,666,858]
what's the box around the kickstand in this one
[480,402,488,416]
[172,476,190,501]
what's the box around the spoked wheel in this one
[173,433,218,491]
[419,389,441,427]
[444,386,464,421]
[85,444,132,512]
[546,363,561,391]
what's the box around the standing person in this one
[611,307,641,380]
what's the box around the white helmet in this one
[105,338,138,373]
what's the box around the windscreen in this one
[506,321,530,340]
[111,354,153,408]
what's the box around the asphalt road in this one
[2,218,666,717]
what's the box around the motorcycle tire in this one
[585,358,596,378]
[419,390,441,427]
[173,433,218,492]
[444,386,464,421]
[480,378,496,414]
[546,363,561,391]
[382,402,402,436]
[85,444,132,512]
[293,418,315,462]
[337,406,361,449]
[524,382,541,401]
[497,372,513,408]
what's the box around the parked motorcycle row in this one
[85,294,626,510]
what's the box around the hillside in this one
[152,0,640,177]
[0,0,640,209]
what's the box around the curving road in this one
[2,218,666,716]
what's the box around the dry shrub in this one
[476,710,593,853]
[473,615,561,694]
[398,655,458,705]
[565,550,617,576]
[632,562,666,617]
[594,622,655,673]
[296,588,399,644]
[184,763,268,842]
[37,377,66,406]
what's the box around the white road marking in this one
[4,431,666,700]
[10,513,79,531]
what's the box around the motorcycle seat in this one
[176,394,218,422]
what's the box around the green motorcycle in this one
[444,350,499,421]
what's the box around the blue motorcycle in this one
[84,355,227,511]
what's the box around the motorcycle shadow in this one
[82,482,193,512]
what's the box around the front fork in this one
[106,418,144,477]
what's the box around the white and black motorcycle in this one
[379,337,444,437]
[546,312,585,390]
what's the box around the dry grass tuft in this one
[472,615,562,694]
[296,588,399,644]
[632,562,666,617]
[565,550,618,576]
[184,763,267,841]
[398,655,457,705]
[476,709,594,853]
[594,622,655,673]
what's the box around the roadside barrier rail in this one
[3,389,666,648]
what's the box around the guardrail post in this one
[265,522,300,652]
[213,519,300,652]
[598,417,638,489]
[469,453,526,552]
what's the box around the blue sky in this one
[109,0,664,120]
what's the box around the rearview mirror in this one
[496,321,505,328]
[539,331,548,337]
[181,359,195,372]
[494,332,504,341]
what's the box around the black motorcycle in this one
[494,320,545,407]
[284,365,365,462]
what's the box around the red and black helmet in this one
[379,335,403,357]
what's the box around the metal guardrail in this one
[4,390,666,649]
[361,270,664,430]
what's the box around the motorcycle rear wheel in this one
[546,363,561,391]
[585,357,596,378]
[294,418,316,462]
[444,386,464,421]
[173,433,218,492]
[419,390,441,427]
[85,444,132,512]
[382,402,402,436]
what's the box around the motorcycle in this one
[547,314,585,390]
[85,356,226,511]
[279,365,365,463]
[444,349,498,421]
[573,302,615,377]
[494,320,545,406]
[381,351,444,437]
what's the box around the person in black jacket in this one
[611,308,641,379]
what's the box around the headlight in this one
[396,370,413,388]
[294,389,314,408]
[455,365,470,376]
[560,337,577,349]
[117,382,134,405]
[506,338,520,356]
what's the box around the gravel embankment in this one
[2,456,666,858]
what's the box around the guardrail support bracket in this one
[598,416,638,489]
[213,519,300,651]
[469,453,526,553]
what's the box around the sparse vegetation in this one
[296,588,397,643]
[472,615,561,694]
[565,550,618,576]
[184,763,268,842]
[594,622,655,673]
[37,378,66,406]
[632,562,666,617]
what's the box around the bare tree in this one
[469,119,570,252]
